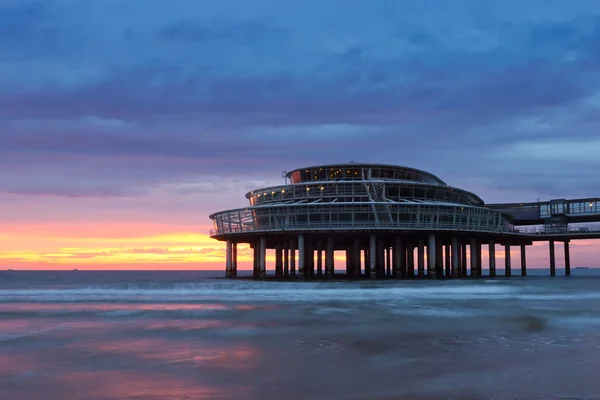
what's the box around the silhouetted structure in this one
[210,163,600,278]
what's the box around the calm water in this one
[2,269,600,400]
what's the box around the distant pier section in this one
[209,163,600,279]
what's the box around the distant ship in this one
[575,267,589,269]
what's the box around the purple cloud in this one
[1,0,600,204]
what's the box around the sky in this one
[2,0,600,270]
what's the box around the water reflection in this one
[0,302,228,313]
[67,337,258,369]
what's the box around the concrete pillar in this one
[253,243,260,278]
[385,247,391,277]
[232,242,237,277]
[504,244,511,277]
[520,244,526,276]
[316,241,323,276]
[476,242,482,277]
[307,241,314,277]
[364,248,370,277]
[564,241,571,276]
[326,237,334,278]
[369,235,377,279]
[407,244,415,276]
[345,248,351,276]
[461,243,467,277]
[259,236,266,278]
[275,243,283,277]
[226,240,233,278]
[283,241,289,277]
[444,244,451,277]
[451,237,459,277]
[489,241,496,277]
[427,235,436,278]
[377,239,385,277]
[549,240,556,277]
[418,238,425,277]
[394,237,404,278]
[353,239,361,277]
[436,239,444,276]
[298,235,305,277]
[470,239,477,277]
[290,239,296,277]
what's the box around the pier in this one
[209,164,600,279]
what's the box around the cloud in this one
[1,0,600,203]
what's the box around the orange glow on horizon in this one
[0,224,253,270]
[3,221,600,270]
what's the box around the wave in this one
[3,280,600,306]
[0,282,521,302]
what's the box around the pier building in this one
[209,163,600,278]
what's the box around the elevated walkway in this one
[487,198,600,225]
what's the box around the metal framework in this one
[211,164,511,237]
[209,163,600,279]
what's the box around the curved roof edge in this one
[285,163,446,185]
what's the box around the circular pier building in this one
[209,163,529,279]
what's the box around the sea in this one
[2,269,600,400]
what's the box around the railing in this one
[209,221,519,236]
[516,225,600,235]
[210,221,600,237]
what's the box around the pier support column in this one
[564,241,571,276]
[275,243,283,277]
[283,242,289,277]
[470,239,477,277]
[436,239,444,276]
[427,235,437,278]
[298,235,305,277]
[549,240,556,277]
[444,244,451,277]
[232,242,237,278]
[385,247,391,277]
[290,239,296,277]
[476,242,482,277]
[316,241,323,276]
[353,239,361,277]
[489,241,496,277]
[352,239,361,277]
[461,243,467,277]
[377,239,385,277]
[259,236,266,279]
[418,238,425,277]
[407,244,415,277]
[451,237,459,277]
[369,235,377,279]
[306,241,314,277]
[225,240,233,278]
[394,237,404,278]
[326,237,334,278]
[253,243,259,278]
[345,248,351,276]
[520,244,527,276]
[504,244,511,277]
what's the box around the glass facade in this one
[210,163,513,237]
[287,165,445,185]
[540,199,600,218]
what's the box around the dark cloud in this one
[1,1,600,201]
